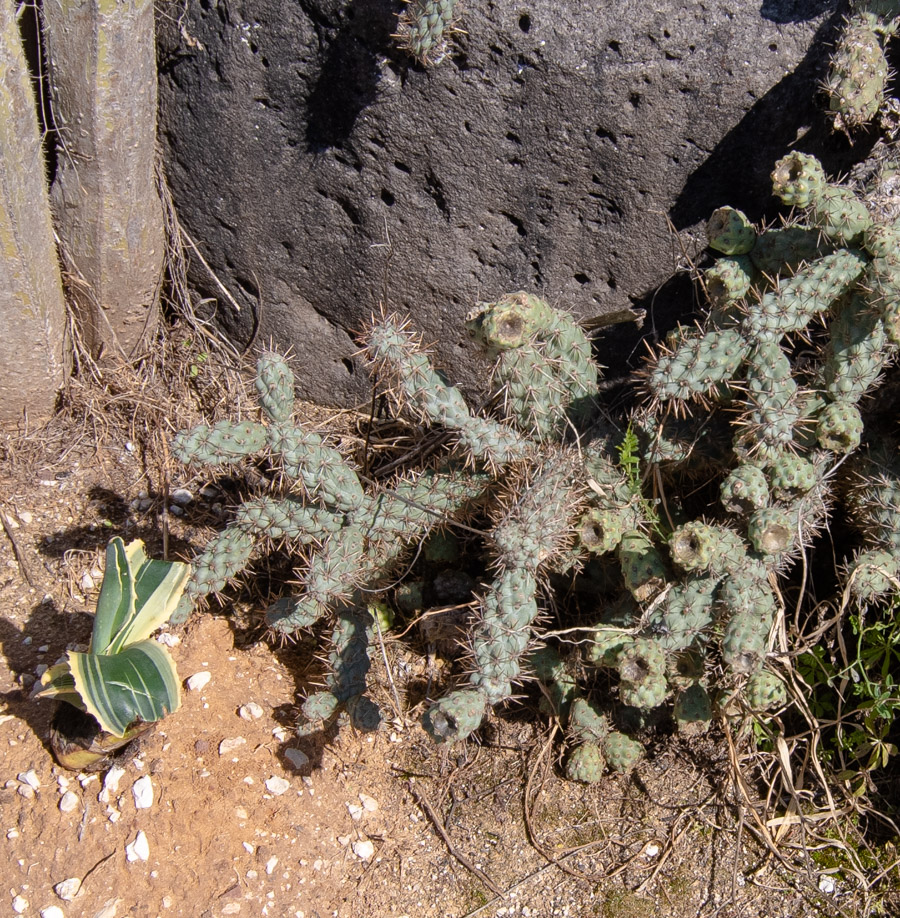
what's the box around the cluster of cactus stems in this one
[172,150,900,781]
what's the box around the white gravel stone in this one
[80,571,96,593]
[17,784,35,799]
[238,702,264,721]
[18,510,33,525]
[265,856,278,875]
[102,765,126,798]
[132,775,154,809]
[91,898,121,918]
[284,748,309,769]
[272,726,290,742]
[265,776,290,796]
[156,632,180,647]
[125,830,150,862]
[819,874,837,894]
[12,895,28,914]
[18,769,39,789]
[41,906,65,918]
[186,671,212,692]
[219,737,247,755]
[347,803,363,821]
[351,839,375,861]
[54,878,81,901]
[59,791,81,813]
[359,793,378,812]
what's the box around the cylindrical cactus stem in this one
[468,292,599,438]
[172,419,268,466]
[719,569,777,673]
[861,224,900,345]
[825,13,890,132]
[741,249,869,342]
[266,525,367,633]
[529,645,578,717]
[733,339,801,460]
[821,291,892,405]
[182,526,256,602]
[646,326,750,404]
[765,451,819,499]
[743,669,788,710]
[267,422,366,513]
[233,497,344,543]
[362,313,526,466]
[320,607,378,709]
[704,255,754,315]
[566,697,610,743]
[706,206,757,255]
[847,445,900,550]
[423,688,487,742]
[614,638,668,710]
[669,521,747,575]
[747,506,795,556]
[490,451,581,572]
[600,730,644,773]
[566,743,607,783]
[395,0,459,65]
[749,225,829,279]
[469,567,540,703]
[645,576,719,651]
[809,184,873,245]
[255,352,295,423]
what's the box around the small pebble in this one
[17,785,35,799]
[235,807,248,819]
[103,765,126,795]
[351,839,375,861]
[222,904,241,915]
[12,895,28,914]
[238,702,264,721]
[7,829,20,839]
[171,488,193,506]
[265,856,278,875]
[156,633,180,647]
[19,770,41,791]
[132,775,154,809]
[819,875,837,894]
[41,907,65,918]
[125,830,150,863]
[59,792,79,813]
[272,726,290,742]
[359,793,378,812]
[186,671,212,692]
[169,505,184,517]
[22,636,32,646]
[265,776,290,796]
[243,842,255,854]
[284,748,309,770]
[54,878,81,901]
[219,737,247,756]
[18,511,33,525]
[80,571,96,593]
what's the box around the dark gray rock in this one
[157,0,846,406]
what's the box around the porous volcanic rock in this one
[157,0,844,406]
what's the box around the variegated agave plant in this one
[38,537,189,769]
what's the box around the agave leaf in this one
[89,537,135,654]
[35,661,86,709]
[106,548,190,653]
[68,640,182,737]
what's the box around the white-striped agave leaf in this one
[67,639,182,737]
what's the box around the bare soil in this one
[0,413,889,918]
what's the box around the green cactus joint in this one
[816,400,865,453]
[423,688,486,742]
[720,464,770,515]
[674,683,713,729]
[566,743,607,783]
[395,0,459,65]
[744,670,788,711]
[825,16,889,132]
[706,206,757,255]
[601,731,644,774]
[771,152,827,207]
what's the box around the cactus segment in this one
[816,399,865,453]
[823,293,891,404]
[600,731,644,773]
[255,352,295,423]
[616,638,668,709]
[809,184,873,245]
[847,548,900,601]
[183,527,255,602]
[825,16,889,131]
[747,507,795,556]
[566,743,606,783]
[567,697,610,743]
[766,453,819,497]
[771,152,827,207]
[172,420,267,466]
[647,576,718,651]
[233,498,343,543]
[749,225,828,278]
[669,522,747,575]
[647,327,749,402]
[741,249,868,341]
[705,255,754,312]
[744,670,787,710]
[707,206,757,255]
[395,0,459,64]
[301,691,340,722]
[363,314,526,465]
[529,645,578,716]
[423,688,486,742]
[618,530,669,602]
[674,683,713,727]
[720,464,770,515]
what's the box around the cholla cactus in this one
[170,146,900,777]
